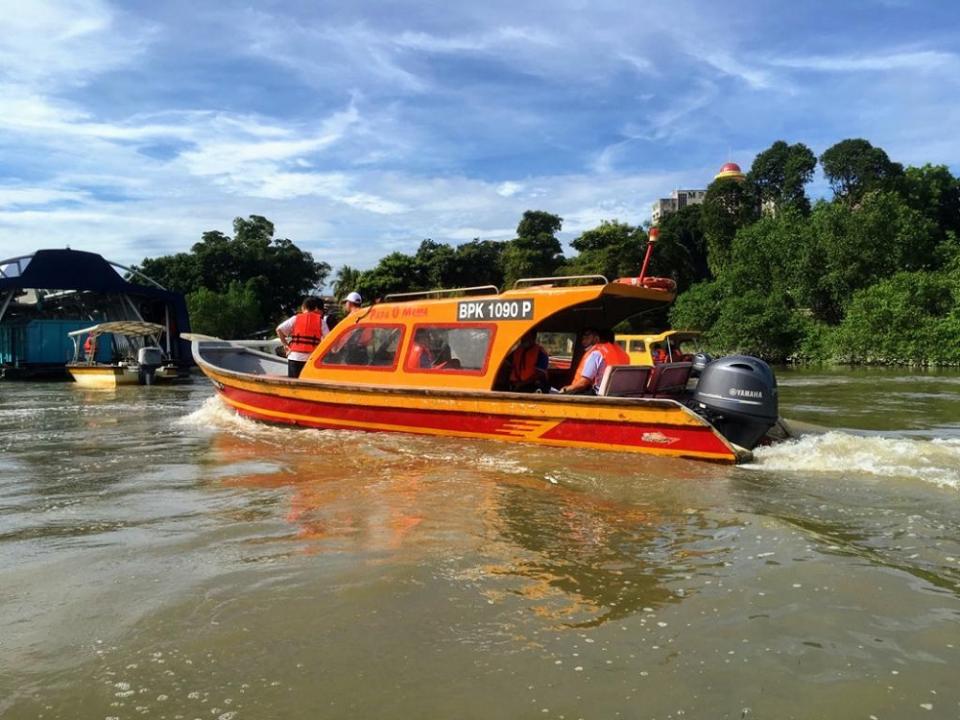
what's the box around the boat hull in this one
[198,360,748,463]
[67,364,140,388]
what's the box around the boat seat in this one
[645,361,693,396]
[598,364,653,397]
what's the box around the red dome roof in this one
[715,162,746,181]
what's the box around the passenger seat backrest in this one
[645,361,693,395]
[598,365,653,397]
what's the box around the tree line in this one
[136,137,960,364]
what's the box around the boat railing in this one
[382,285,500,303]
[513,274,609,289]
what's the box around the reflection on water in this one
[1,369,960,719]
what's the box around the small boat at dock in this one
[189,277,788,463]
[67,321,186,388]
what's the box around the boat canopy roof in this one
[294,277,677,390]
[68,321,166,338]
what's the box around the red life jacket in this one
[509,344,543,384]
[289,311,324,354]
[575,342,630,388]
[408,342,434,369]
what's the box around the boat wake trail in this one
[177,396,273,436]
[749,431,960,489]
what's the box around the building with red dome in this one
[714,162,746,181]
[650,161,747,223]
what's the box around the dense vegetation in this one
[135,215,329,337]
[138,139,960,364]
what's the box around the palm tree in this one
[332,265,362,301]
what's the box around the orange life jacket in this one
[83,336,95,354]
[408,342,434,369]
[289,311,325,354]
[575,342,630,388]
[509,344,543,384]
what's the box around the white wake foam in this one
[178,395,255,430]
[750,431,960,489]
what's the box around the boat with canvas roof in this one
[67,320,187,388]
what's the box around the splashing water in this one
[750,431,960,489]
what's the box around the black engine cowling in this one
[692,355,778,450]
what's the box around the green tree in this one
[332,265,362,301]
[706,288,803,362]
[136,252,200,293]
[565,220,646,281]
[748,140,817,215]
[502,210,565,287]
[668,280,725,333]
[900,164,960,246]
[414,239,458,288]
[136,215,328,324]
[186,281,264,338]
[355,252,426,301]
[448,239,506,289]
[701,177,759,276]
[803,192,938,323]
[820,138,903,205]
[723,208,811,298]
[653,204,710,289]
[832,270,958,364]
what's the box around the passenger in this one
[343,291,362,315]
[508,331,549,392]
[277,296,329,378]
[560,327,630,395]
[409,329,435,368]
[83,334,96,362]
[652,345,668,363]
[333,291,364,328]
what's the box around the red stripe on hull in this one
[218,384,733,458]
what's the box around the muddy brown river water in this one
[1,367,959,719]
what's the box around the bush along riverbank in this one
[665,140,960,367]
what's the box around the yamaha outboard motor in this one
[138,346,163,385]
[692,355,778,450]
[690,352,713,377]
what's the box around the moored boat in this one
[616,329,703,365]
[67,321,187,388]
[190,277,787,463]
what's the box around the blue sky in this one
[1,0,959,278]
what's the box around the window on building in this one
[405,325,494,373]
[319,325,403,368]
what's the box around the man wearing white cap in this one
[330,291,363,329]
[343,291,362,314]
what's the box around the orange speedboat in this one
[189,277,786,463]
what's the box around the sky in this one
[1,0,959,278]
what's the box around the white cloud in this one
[496,181,523,197]
[0,0,151,86]
[771,49,957,73]
[701,52,773,90]
[0,187,89,208]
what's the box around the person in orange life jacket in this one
[560,327,630,394]
[508,331,549,392]
[277,297,329,378]
[83,334,96,362]
[408,328,437,368]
